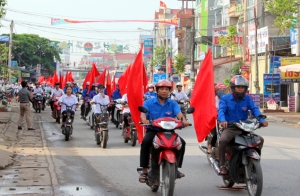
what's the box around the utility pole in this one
[190,9,196,88]
[243,0,248,64]
[254,7,260,94]
[165,26,169,80]
[8,20,14,82]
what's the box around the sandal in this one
[139,173,148,183]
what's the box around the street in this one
[38,108,300,196]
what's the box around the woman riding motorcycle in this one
[144,83,157,100]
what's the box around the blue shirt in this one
[72,86,79,94]
[218,94,265,123]
[144,92,157,100]
[144,97,181,121]
[88,90,97,100]
[112,89,122,100]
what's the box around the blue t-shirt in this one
[144,97,181,121]
[144,92,157,100]
[218,94,265,123]
[88,90,97,100]
[112,89,122,100]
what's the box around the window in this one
[247,8,254,20]
[247,0,254,7]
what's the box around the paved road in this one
[40,108,300,196]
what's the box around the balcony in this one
[228,3,244,17]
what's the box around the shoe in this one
[207,144,213,154]
[80,116,84,119]
[177,170,185,178]
[219,166,228,175]
[28,128,35,130]
[18,126,22,130]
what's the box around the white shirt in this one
[121,94,130,113]
[215,95,220,110]
[33,86,43,94]
[92,93,110,114]
[51,88,64,99]
[171,90,189,101]
[59,94,78,112]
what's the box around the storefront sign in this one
[21,72,30,77]
[263,74,280,103]
[281,57,300,82]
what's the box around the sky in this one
[0,0,196,62]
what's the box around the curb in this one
[38,115,59,196]
[267,116,300,125]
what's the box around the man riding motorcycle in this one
[171,82,190,102]
[218,75,268,175]
[32,82,46,110]
[89,84,110,121]
[111,84,122,123]
[50,82,64,111]
[144,83,157,100]
[80,82,90,119]
[139,79,190,183]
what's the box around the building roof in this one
[115,53,137,61]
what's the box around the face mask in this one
[98,89,104,93]
[149,89,154,92]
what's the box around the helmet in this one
[147,83,155,89]
[92,83,96,87]
[215,83,227,98]
[230,75,249,99]
[155,80,172,90]
[97,84,105,89]
[86,82,90,86]
[55,82,60,85]
[176,82,183,87]
[35,82,39,85]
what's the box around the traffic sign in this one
[153,74,166,84]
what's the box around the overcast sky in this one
[0,0,195,61]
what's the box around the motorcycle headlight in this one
[68,119,72,123]
[238,122,255,132]
[158,121,178,130]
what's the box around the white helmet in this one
[176,82,183,87]
[147,83,155,89]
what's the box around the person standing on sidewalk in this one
[18,81,35,130]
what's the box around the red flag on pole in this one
[118,65,131,95]
[38,76,45,83]
[106,71,112,98]
[62,71,68,88]
[142,64,148,93]
[127,47,145,143]
[82,71,91,89]
[97,69,106,85]
[191,50,216,142]
[160,1,167,8]
[19,78,22,83]
[111,75,116,92]
[59,74,64,89]
[88,63,100,92]
[52,71,59,87]
[68,71,74,82]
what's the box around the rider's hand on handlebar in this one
[262,122,268,127]
[220,121,228,129]
[141,119,150,124]
[183,120,190,127]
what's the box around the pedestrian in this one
[17,81,35,130]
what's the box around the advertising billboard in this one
[263,74,280,103]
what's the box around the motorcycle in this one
[176,100,188,120]
[122,113,137,147]
[33,93,43,113]
[87,102,96,129]
[199,116,266,196]
[45,92,51,106]
[113,99,123,129]
[93,102,110,148]
[52,96,61,124]
[137,106,194,196]
[60,103,77,141]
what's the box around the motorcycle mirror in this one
[138,106,148,113]
[257,115,267,119]
[186,107,195,114]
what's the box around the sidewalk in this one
[260,107,300,125]
[0,105,56,195]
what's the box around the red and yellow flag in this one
[160,1,167,8]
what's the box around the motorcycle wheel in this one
[101,131,108,149]
[130,130,137,147]
[56,110,61,124]
[151,186,159,192]
[38,103,42,113]
[246,159,263,196]
[124,127,129,143]
[65,126,70,141]
[95,127,101,145]
[161,161,176,196]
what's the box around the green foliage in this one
[150,46,170,68]
[2,33,62,74]
[265,0,299,35]
[173,53,187,74]
[224,78,230,87]
[218,25,238,56]
[0,0,6,22]
[0,43,8,61]
[232,60,243,75]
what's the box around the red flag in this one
[191,50,216,142]
[19,78,22,83]
[111,75,116,92]
[127,47,145,143]
[106,71,112,98]
[68,71,74,82]
[118,65,131,95]
[160,1,167,8]
[59,74,64,89]
[82,71,91,89]
[52,71,59,87]
[88,63,100,92]
[97,69,106,85]
[38,76,45,83]
[62,71,68,88]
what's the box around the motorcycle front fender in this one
[242,149,260,165]
[158,150,176,164]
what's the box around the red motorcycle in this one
[137,106,194,196]
[52,97,61,124]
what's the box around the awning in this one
[279,64,300,72]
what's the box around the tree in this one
[232,60,243,76]
[218,26,240,77]
[173,53,187,74]
[0,43,8,61]
[2,33,62,74]
[0,0,6,21]
[265,0,299,35]
[149,46,170,82]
